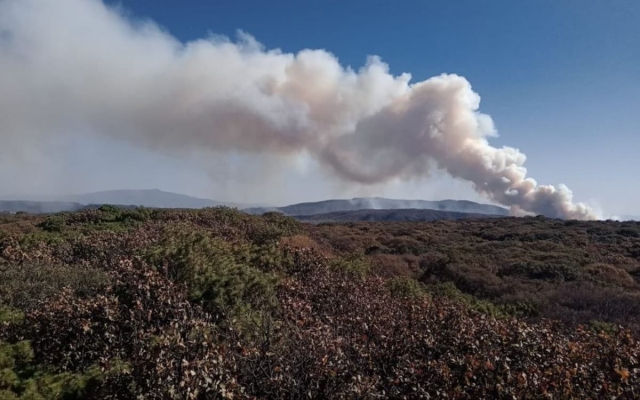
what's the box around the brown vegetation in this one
[1,207,639,398]
[307,216,640,330]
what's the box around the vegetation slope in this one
[295,208,501,222]
[0,207,639,399]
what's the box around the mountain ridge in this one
[62,189,247,209]
[3,190,508,217]
[295,208,505,223]
[245,197,509,217]
[1,189,252,214]
[0,200,84,214]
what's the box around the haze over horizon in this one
[0,0,638,218]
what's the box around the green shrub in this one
[387,277,428,299]
[115,208,151,223]
[86,205,151,227]
[97,204,120,214]
[37,216,66,233]
[427,282,507,317]
[329,251,370,279]
[499,262,581,282]
[496,300,542,318]
[246,242,294,273]
[146,233,279,318]
[588,320,621,335]
[0,307,24,325]
[249,212,301,245]
[17,230,69,250]
[0,340,113,399]
[0,264,110,311]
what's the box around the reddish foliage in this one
[1,209,639,398]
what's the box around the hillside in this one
[0,189,257,214]
[63,189,246,209]
[0,200,83,214]
[1,208,639,398]
[245,197,509,216]
[295,208,502,222]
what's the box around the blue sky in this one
[5,0,637,215]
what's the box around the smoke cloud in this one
[0,0,598,219]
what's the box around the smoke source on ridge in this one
[0,0,598,220]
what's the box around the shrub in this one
[499,261,581,282]
[145,232,278,318]
[386,276,428,299]
[279,234,318,250]
[0,264,110,311]
[369,253,417,278]
[0,307,24,326]
[17,232,66,251]
[115,207,152,223]
[37,216,66,233]
[588,320,621,335]
[3,206,640,397]
[249,212,301,245]
[426,282,506,317]
[617,228,640,238]
[0,340,109,399]
[583,263,636,287]
[97,204,120,214]
[329,251,370,279]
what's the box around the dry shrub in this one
[368,253,417,278]
[6,259,237,399]
[0,263,110,310]
[307,217,640,331]
[0,208,639,398]
[279,234,323,252]
[583,263,637,287]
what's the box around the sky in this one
[2,0,638,216]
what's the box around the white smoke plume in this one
[0,0,598,219]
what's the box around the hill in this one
[0,208,639,398]
[295,208,502,222]
[0,189,260,214]
[0,200,84,214]
[63,189,245,209]
[245,197,509,216]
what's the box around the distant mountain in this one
[2,191,509,216]
[245,197,509,217]
[295,208,505,223]
[63,189,246,209]
[0,201,83,214]
[620,215,640,221]
[1,189,258,214]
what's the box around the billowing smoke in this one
[0,0,598,219]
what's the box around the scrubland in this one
[1,207,639,398]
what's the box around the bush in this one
[588,320,621,335]
[249,212,301,245]
[37,216,66,233]
[583,263,636,287]
[0,307,24,325]
[0,264,110,311]
[329,251,370,279]
[97,204,120,214]
[499,261,581,282]
[386,276,428,299]
[145,232,278,318]
[0,340,109,399]
[426,282,506,317]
